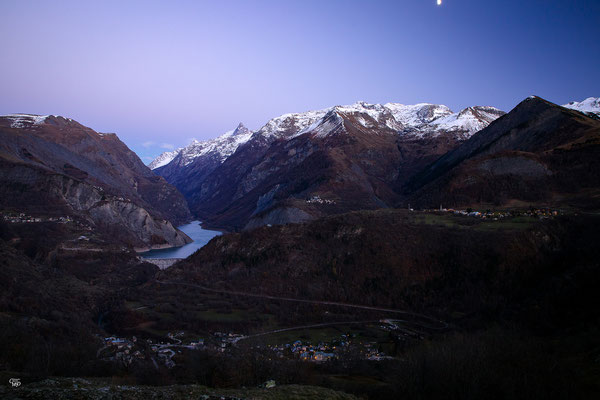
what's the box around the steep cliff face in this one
[88,201,188,251]
[0,114,192,248]
[0,114,191,225]
[0,162,190,249]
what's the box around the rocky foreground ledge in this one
[0,378,357,400]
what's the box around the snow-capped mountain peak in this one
[258,101,503,141]
[255,109,329,139]
[148,148,183,170]
[563,97,600,116]
[232,122,251,136]
[149,123,255,170]
[150,101,505,171]
[255,102,461,140]
[383,103,454,127]
[425,106,505,137]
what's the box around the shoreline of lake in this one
[138,220,221,260]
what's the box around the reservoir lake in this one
[139,220,221,259]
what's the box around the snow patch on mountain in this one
[148,148,183,169]
[266,102,458,140]
[421,106,506,139]
[384,103,454,127]
[179,123,253,166]
[2,113,49,128]
[312,111,346,139]
[277,101,502,140]
[150,123,254,170]
[256,109,328,139]
[563,97,600,116]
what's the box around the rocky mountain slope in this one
[152,102,504,230]
[153,123,254,204]
[0,114,192,249]
[406,96,600,209]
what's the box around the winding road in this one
[154,280,448,330]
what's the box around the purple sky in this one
[1,0,599,163]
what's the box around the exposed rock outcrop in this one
[0,114,192,248]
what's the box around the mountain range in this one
[3,94,596,242]
[151,101,505,230]
[149,96,599,230]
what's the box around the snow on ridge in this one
[2,113,49,128]
[178,123,254,166]
[256,101,458,140]
[1,113,76,129]
[148,148,183,170]
[258,101,502,140]
[383,103,453,127]
[149,101,505,170]
[149,123,255,170]
[256,108,329,139]
[563,97,600,115]
[412,106,505,139]
[311,112,346,139]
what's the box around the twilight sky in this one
[1,0,599,163]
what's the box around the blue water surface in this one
[139,220,221,259]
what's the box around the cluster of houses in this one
[300,350,336,362]
[156,348,175,368]
[289,340,337,362]
[99,336,144,366]
[306,195,336,205]
[1,212,74,224]
[147,332,206,368]
[143,331,239,369]
[2,213,42,223]
[361,342,392,361]
[213,331,245,350]
[421,207,562,220]
[99,328,395,369]
[261,333,391,363]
